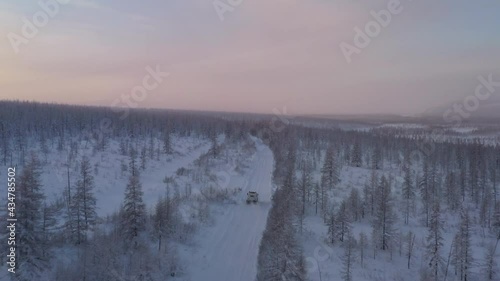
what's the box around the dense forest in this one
[0,101,499,281]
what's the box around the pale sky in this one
[1,0,499,115]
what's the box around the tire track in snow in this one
[187,141,274,281]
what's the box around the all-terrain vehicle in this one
[246,191,259,204]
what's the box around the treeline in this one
[0,100,251,166]
[255,128,307,281]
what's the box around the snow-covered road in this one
[188,142,274,281]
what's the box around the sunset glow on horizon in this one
[1,0,499,116]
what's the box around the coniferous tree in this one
[402,163,414,224]
[41,203,57,260]
[148,133,155,159]
[372,176,396,251]
[140,145,147,170]
[210,132,219,158]
[454,208,473,281]
[163,130,172,154]
[121,158,146,245]
[153,192,179,254]
[365,170,378,217]
[257,144,305,281]
[299,159,312,232]
[351,140,362,167]
[348,188,361,222]
[320,146,339,214]
[327,210,337,245]
[17,154,48,280]
[341,233,356,281]
[406,231,416,269]
[419,158,432,227]
[493,205,500,239]
[0,121,9,165]
[70,156,97,244]
[313,182,320,215]
[359,231,368,268]
[371,145,382,170]
[483,242,498,280]
[445,171,460,211]
[426,202,445,281]
[336,200,352,243]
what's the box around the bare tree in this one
[341,233,357,281]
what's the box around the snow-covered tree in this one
[371,144,382,170]
[445,171,460,211]
[453,208,474,281]
[121,166,146,245]
[257,144,305,281]
[17,154,48,280]
[426,202,445,281]
[402,163,415,224]
[341,233,357,281]
[320,146,339,213]
[153,180,181,252]
[313,182,320,215]
[327,210,337,245]
[419,158,432,227]
[359,231,368,268]
[372,176,396,251]
[299,159,312,232]
[163,129,173,154]
[364,170,378,217]
[493,205,500,239]
[70,156,97,244]
[351,140,362,167]
[140,145,147,170]
[482,242,498,280]
[348,188,361,222]
[406,231,416,269]
[336,200,352,243]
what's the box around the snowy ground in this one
[15,135,212,217]
[0,134,277,281]
[0,137,274,281]
[182,140,274,281]
[300,164,497,281]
